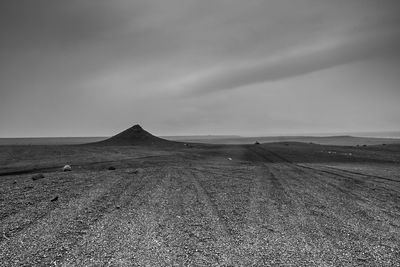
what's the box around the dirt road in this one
[1,144,399,266]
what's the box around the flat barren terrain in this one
[1,142,400,266]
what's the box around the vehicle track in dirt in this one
[0,171,114,232]
[249,144,400,184]
[1,145,399,266]
[246,145,400,265]
[59,167,168,266]
[0,168,152,266]
[59,164,241,266]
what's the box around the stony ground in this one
[0,143,399,266]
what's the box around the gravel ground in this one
[0,144,399,266]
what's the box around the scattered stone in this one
[254,141,260,145]
[108,166,116,170]
[115,206,121,209]
[131,168,144,174]
[12,181,17,184]
[261,225,276,232]
[228,157,232,161]
[32,173,45,181]
[127,168,144,175]
[51,196,59,202]
[63,165,72,172]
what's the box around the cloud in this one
[177,29,400,95]
[1,0,400,136]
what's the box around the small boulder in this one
[32,173,45,181]
[63,165,72,172]
[108,166,116,170]
[227,157,232,161]
[130,168,144,174]
[51,196,59,202]
[254,141,260,145]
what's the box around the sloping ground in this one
[94,125,176,146]
[0,145,173,177]
[0,144,399,266]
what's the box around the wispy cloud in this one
[1,0,400,136]
[177,29,400,95]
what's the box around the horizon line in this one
[1,130,400,139]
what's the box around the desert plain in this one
[1,126,400,266]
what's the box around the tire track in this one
[249,145,400,215]
[251,144,400,184]
[245,146,397,265]
[0,169,145,266]
[0,172,111,236]
[188,169,236,266]
[272,162,400,265]
[162,167,231,266]
[0,171,117,243]
[298,164,400,184]
[238,164,279,266]
[268,164,353,265]
[295,163,400,220]
[259,164,333,266]
[99,165,235,266]
[59,167,167,267]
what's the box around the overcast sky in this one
[1,0,399,137]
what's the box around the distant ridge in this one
[94,124,174,146]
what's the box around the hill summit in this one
[96,124,173,146]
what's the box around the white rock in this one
[63,165,72,171]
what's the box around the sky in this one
[0,0,399,137]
